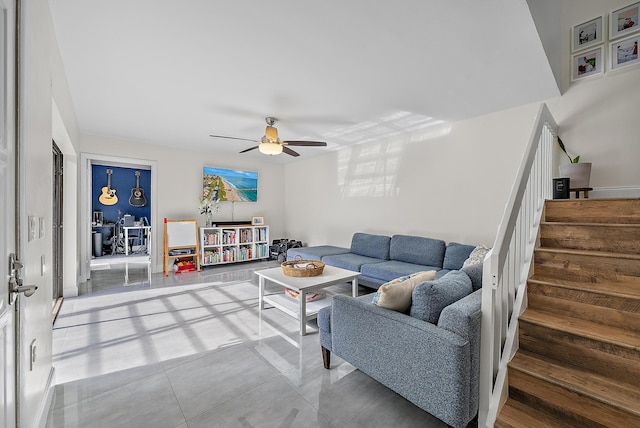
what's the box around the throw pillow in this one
[410,270,473,323]
[373,270,437,312]
[462,244,490,268]
[443,242,476,270]
[462,263,484,291]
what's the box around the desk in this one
[123,226,151,256]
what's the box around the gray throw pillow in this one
[410,270,473,324]
[461,264,483,291]
[443,242,475,270]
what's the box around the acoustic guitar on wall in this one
[99,168,118,205]
[129,170,147,207]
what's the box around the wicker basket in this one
[281,255,325,277]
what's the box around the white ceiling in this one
[48,0,560,162]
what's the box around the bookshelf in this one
[200,225,269,266]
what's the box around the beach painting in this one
[203,166,258,202]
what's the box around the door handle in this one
[8,253,38,304]
[13,281,38,297]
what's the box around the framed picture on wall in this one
[610,2,640,40]
[610,34,640,70]
[571,46,604,81]
[572,16,604,53]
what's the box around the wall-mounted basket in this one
[281,255,325,277]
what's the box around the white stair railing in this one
[478,103,557,427]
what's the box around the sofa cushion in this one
[410,270,473,324]
[463,244,490,268]
[372,270,436,312]
[350,233,391,259]
[462,264,484,291]
[390,235,446,267]
[443,242,476,270]
[287,245,350,261]
[360,260,443,283]
[321,253,385,272]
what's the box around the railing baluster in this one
[479,104,557,427]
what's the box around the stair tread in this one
[496,398,564,428]
[528,276,640,300]
[542,221,640,228]
[520,308,640,349]
[536,246,640,260]
[510,350,640,416]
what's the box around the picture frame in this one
[572,16,604,52]
[610,2,640,40]
[251,216,264,226]
[571,46,604,81]
[610,34,640,70]
[92,211,103,226]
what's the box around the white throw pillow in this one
[375,270,437,312]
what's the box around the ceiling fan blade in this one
[239,146,259,153]
[282,141,328,147]
[209,134,259,143]
[282,146,300,157]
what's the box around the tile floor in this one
[46,258,470,428]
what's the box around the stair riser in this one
[540,224,640,254]
[527,284,640,332]
[545,199,640,224]
[508,368,640,426]
[519,321,640,384]
[507,386,602,428]
[533,264,640,287]
[535,250,640,279]
[495,399,577,428]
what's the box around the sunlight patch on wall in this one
[334,111,451,199]
[325,111,446,146]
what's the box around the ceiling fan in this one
[209,117,328,157]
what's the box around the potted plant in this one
[557,137,592,189]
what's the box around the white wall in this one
[20,1,58,426]
[50,21,82,297]
[548,0,640,191]
[282,0,640,248]
[80,134,287,272]
[283,103,541,248]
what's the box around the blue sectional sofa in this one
[287,232,476,289]
[288,232,484,427]
[319,281,482,428]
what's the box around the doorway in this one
[79,153,157,284]
[52,141,63,321]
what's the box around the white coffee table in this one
[257,265,360,335]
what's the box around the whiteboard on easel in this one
[165,219,198,248]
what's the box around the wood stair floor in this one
[510,351,640,418]
[519,308,640,351]
[496,198,640,427]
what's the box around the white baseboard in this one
[63,285,79,297]
[36,367,56,428]
[590,186,640,199]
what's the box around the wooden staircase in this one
[495,198,640,427]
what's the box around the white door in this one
[0,0,17,427]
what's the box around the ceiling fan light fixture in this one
[258,141,283,155]
[265,125,278,142]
